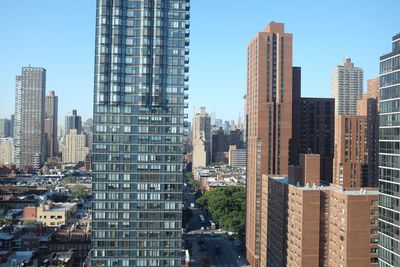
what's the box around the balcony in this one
[185,29,190,38]
[184,93,189,100]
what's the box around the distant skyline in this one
[0,0,399,122]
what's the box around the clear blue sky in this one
[0,1,399,123]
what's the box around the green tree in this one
[197,186,245,233]
[63,175,77,183]
[72,184,88,199]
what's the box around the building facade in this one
[45,91,58,158]
[332,58,363,115]
[92,0,190,266]
[62,129,89,164]
[192,107,211,168]
[0,138,14,165]
[357,78,379,187]
[0,119,11,138]
[14,67,46,168]
[267,154,379,267]
[291,97,335,183]
[246,22,293,267]
[228,145,246,168]
[379,33,400,267]
[65,109,82,135]
[333,115,368,188]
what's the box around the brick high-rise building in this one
[45,91,58,159]
[246,22,293,267]
[333,115,368,187]
[14,67,46,168]
[378,33,400,267]
[291,97,335,183]
[267,154,379,267]
[211,127,228,163]
[331,57,363,115]
[357,78,379,187]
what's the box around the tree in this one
[197,186,245,233]
[72,184,88,199]
[63,176,77,183]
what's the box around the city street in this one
[183,182,247,266]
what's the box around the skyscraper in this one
[14,67,46,168]
[379,33,400,267]
[0,118,11,137]
[192,107,211,168]
[290,97,335,183]
[45,91,58,158]
[333,115,368,187]
[62,129,89,164]
[246,22,293,267]
[65,109,82,135]
[92,0,190,266]
[332,57,363,115]
[357,78,379,187]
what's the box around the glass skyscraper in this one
[379,33,400,267]
[92,0,190,266]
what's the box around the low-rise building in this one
[29,201,77,227]
[228,145,246,168]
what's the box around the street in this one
[183,182,247,267]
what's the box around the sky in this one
[0,0,399,123]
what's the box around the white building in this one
[331,58,363,115]
[192,107,211,168]
[0,137,14,164]
[228,145,246,168]
[62,129,89,164]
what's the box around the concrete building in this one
[332,58,363,115]
[24,201,77,227]
[62,129,89,164]
[357,78,379,187]
[333,115,368,188]
[65,109,82,135]
[266,154,379,267]
[192,107,211,168]
[378,33,400,267]
[228,145,246,168]
[91,0,190,265]
[14,67,46,168]
[45,91,58,159]
[0,119,11,137]
[246,22,293,267]
[0,138,14,165]
[82,118,93,151]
